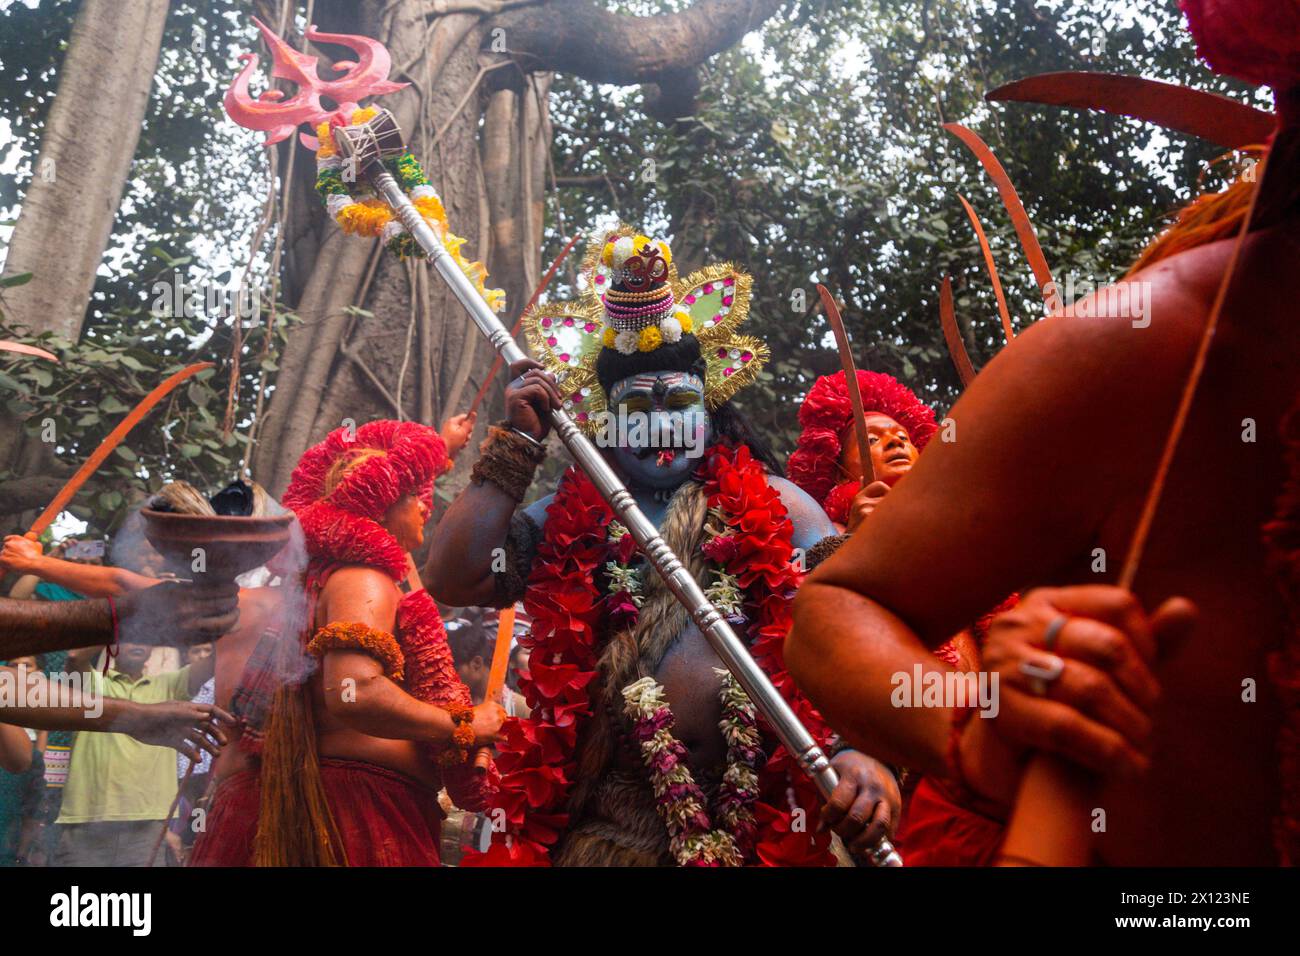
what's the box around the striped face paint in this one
[609,371,701,406]
[602,370,711,490]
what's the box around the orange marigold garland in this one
[440,702,476,768]
[306,621,405,681]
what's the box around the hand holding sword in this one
[472,605,516,771]
[817,285,895,534]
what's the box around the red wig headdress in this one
[283,420,447,580]
[1181,0,1300,124]
[788,370,938,507]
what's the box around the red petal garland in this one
[462,466,614,867]
[465,446,838,867]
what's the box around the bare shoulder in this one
[768,476,837,549]
[318,565,401,629]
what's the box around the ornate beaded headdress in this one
[523,225,768,435]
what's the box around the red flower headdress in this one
[283,419,447,579]
[1181,0,1300,123]
[787,370,938,508]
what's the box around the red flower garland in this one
[462,465,613,866]
[1180,0,1300,101]
[697,444,836,866]
[466,444,837,866]
[822,480,858,527]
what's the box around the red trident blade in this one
[224,17,407,148]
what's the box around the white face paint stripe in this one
[610,371,702,403]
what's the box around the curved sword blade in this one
[27,362,214,536]
[987,71,1276,151]
[0,341,59,363]
[817,284,875,485]
[957,194,1015,344]
[938,276,977,389]
[944,123,1056,310]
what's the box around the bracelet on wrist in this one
[508,425,544,448]
[437,703,476,767]
[469,422,547,503]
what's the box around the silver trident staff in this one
[332,110,900,867]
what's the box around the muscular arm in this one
[0,597,111,660]
[786,252,1213,774]
[23,557,157,599]
[1,582,241,661]
[0,665,134,732]
[425,358,559,607]
[316,566,456,744]
[423,480,524,608]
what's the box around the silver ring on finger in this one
[1043,614,1068,651]
[1019,653,1065,697]
[868,838,903,867]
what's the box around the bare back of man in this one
[790,218,1300,865]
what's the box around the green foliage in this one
[0,0,281,530]
[0,247,296,529]
[546,0,1263,458]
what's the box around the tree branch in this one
[492,0,786,87]
[0,474,72,519]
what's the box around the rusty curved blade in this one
[468,232,583,417]
[816,284,874,485]
[0,341,59,363]
[472,604,518,771]
[957,195,1015,344]
[988,72,1276,151]
[485,605,516,703]
[944,123,1055,310]
[27,362,214,536]
[938,276,976,389]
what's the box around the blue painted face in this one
[603,371,711,490]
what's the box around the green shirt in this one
[56,666,193,824]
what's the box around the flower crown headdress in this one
[523,226,768,435]
[283,419,446,579]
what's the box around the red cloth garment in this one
[190,758,445,867]
[206,419,489,866]
[895,776,1005,867]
